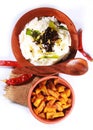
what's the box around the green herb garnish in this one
[32,30,40,38]
[26,28,40,40]
[49,20,57,30]
[26,28,33,35]
[59,25,68,31]
[40,52,59,59]
[42,55,59,58]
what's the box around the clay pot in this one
[28,75,75,124]
[11,7,78,76]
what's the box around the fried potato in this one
[34,100,45,115]
[41,85,49,95]
[59,97,66,105]
[54,101,63,111]
[44,106,56,113]
[46,100,56,107]
[38,112,45,119]
[65,88,71,97]
[32,93,44,107]
[47,89,59,98]
[54,78,60,85]
[46,95,56,101]
[62,103,71,109]
[57,85,65,92]
[46,111,64,119]
[35,87,41,94]
[52,112,64,119]
[47,80,57,91]
[31,78,72,120]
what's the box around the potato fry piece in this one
[48,80,57,91]
[54,78,60,85]
[54,102,63,111]
[46,112,56,119]
[46,95,56,101]
[34,100,45,115]
[41,85,49,95]
[62,103,71,109]
[46,100,56,107]
[61,92,67,99]
[44,106,56,113]
[31,95,36,103]
[32,94,44,107]
[33,98,42,107]
[57,85,65,92]
[52,112,64,119]
[35,87,41,94]
[46,111,64,119]
[47,89,59,99]
[65,88,71,97]
[38,112,45,119]
[60,92,68,102]
[59,97,67,105]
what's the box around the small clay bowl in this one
[28,76,75,124]
[11,7,78,76]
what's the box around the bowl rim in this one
[28,75,75,124]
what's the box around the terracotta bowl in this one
[28,76,75,124]
[11,7,78,76]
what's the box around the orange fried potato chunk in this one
[32,93,44,107]
[46,111,64,119]
[34,100,45,115]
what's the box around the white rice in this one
[19,16,71,66]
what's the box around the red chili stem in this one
[5,73,33,85]
[78,29,93,61]
[0,60,21,67]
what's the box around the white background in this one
[0,0,93,130]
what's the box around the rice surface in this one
[19,16,71,66]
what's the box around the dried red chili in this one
[0,60,21,67]
[78,29,93,61]
[5,73,33,86]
